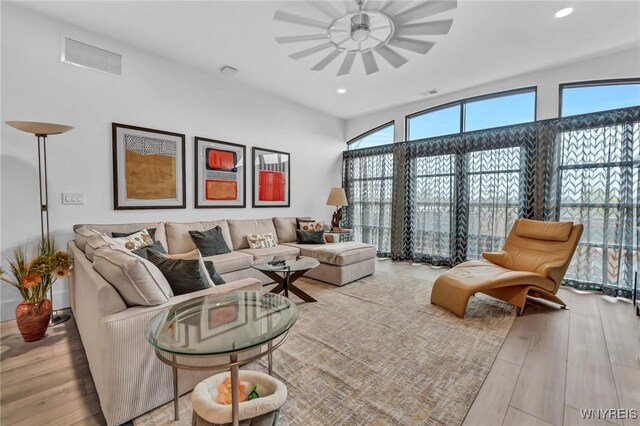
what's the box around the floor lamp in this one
[5,120,74,326]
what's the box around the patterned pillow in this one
[296,219,324,232]
[247,233,277,249]
[109,229,154,251]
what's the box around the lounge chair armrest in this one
[482,250,510,267]
[537,261,566,279]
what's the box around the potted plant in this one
[0,239,73,342]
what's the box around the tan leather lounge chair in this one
[431,219,583,318]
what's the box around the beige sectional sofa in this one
[69,217,375,425]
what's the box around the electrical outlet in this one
[62,192,84,205]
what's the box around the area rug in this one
[134,271,515,425]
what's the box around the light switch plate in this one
[62,192,84,205]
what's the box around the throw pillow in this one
[132,240,167,260]
[147,249,213,296]
[109,229,154,251]
[296,229,326,244]
[112,228,157,240]
[296,218,324,232]
[204,261,225,285]
[92,246,172,306]
[189,226,232,256]
[246,233,277,249]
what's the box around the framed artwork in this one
[199,298,248,341]
[194,137,246,208]
[252,147,290,208]
[112,123,186,210]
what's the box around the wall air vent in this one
[61,37,122,76]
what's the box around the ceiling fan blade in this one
[309,1,343,20]
[374,45,408,68]
[337,50,357,76]
[289,43,335,60]
[361,50,379,75]
[273,10,330,29]
[377,1,412,17]
[387,37,435,54]
[312,49,343,70]
[395,19,454,37]
[394,1,457,25]
[275,34,330,44]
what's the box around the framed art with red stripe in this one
[252,147,290,208]
[195,137,246,208]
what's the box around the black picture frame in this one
[251,147,291,208]
[194,137,246,208]
[112,123,186,210]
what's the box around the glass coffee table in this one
[145,291,298,426]
[253,256,320,302]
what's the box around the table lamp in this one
[5,120,74,325]
[326,187,348,231]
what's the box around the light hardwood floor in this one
[1,260,638,426]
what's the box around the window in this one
[561,80,640,117]
[407,104,461,140]
[406,88,536,141]
[464,91,536,131]
[348,122,394,150]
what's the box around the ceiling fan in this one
[273,0,457,76]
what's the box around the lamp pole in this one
[6,121,74,326]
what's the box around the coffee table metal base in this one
[153,330,290,426]
[261,269,317,303]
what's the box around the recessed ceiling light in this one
[337,88,347,94]
[555,7,574,18]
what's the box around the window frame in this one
[347,120,395,150]
[405,86,538,141]
[558,77,640,118]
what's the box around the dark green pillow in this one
[112,228,157,240]
[147,250,212,296]
[188,226,231,256]
[204,261,225,285]
[296,229,325,245]
[132,240,166,260]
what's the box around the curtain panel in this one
[343,107,640,298]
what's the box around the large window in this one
[348,122,394,150]
[561,79,640,117]
[406,88,536,141]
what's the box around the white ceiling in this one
[17,0,640,119]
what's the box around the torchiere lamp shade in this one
[326,187,348,206]
[5,121,74,136]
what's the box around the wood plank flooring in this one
[1,260,638,426]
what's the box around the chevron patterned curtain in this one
[343,107,639,298]
[550,108,640,297]
[343,145,395,256]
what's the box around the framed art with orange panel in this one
[252,147,290,208]
[112,123,186,210]
[195,137,246,208]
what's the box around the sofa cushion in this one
[202,251,254,274]
[296,229,325,244]
[92,246,173,306]
[281,242,375,266]
[273,217,311,243]
[189,226,232,256]
[228,219,278,250]
[237,245,300,264]
[247,233,277,249]
[147,249,213,296]
[74,223,167,252]
[112,228,157,240]
[84,233,112,261]
[165,221,232,254]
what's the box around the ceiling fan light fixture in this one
[350,13,370,42]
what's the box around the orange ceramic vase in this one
[15,299,52,342]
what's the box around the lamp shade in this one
[326,187,348,206]
[5,121,74,136]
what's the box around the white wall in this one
[0,3,345,320]
[346,46,640,142]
